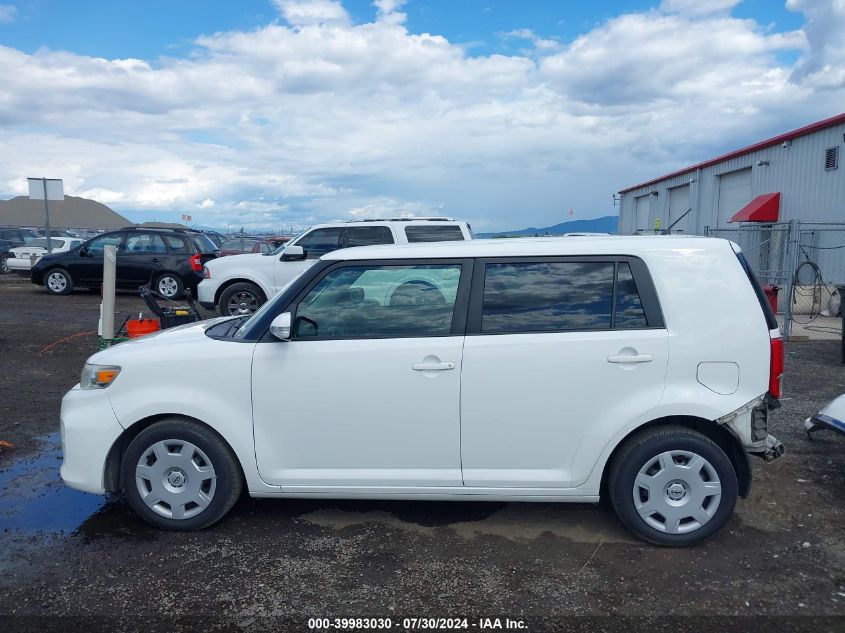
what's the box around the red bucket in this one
[126,318,160,338]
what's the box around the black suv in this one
[31,227,220,298]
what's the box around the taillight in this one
[203,265,211,279]
[190,253,202,272]
[769,337,784,399]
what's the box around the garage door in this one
[718,168,751,226]
[634,195,650,233]
[668,184,690,234]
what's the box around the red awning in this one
[729,192,780,223]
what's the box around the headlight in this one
[80,363,121,389]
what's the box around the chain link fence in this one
[705,220,845,338]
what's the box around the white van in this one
[198,218,472,316]
[60,236,784,546]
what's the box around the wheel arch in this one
[103,413,246,492]
[599,415,752,500]
[213,277,267,305]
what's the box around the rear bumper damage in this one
[716,395,785,462]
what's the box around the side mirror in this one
[270,312,292,341]
[281,245,306,261]
[79,245,89,256]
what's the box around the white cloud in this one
[0,4,16,23]
[0,2,841,231]
[374,0,407,25]
[503,28,560,52]
[273,0,350,27]
[787,0,845,88]
[660,0,741,16]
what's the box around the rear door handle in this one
[412,361,456,371]
[607,354,654,364]
[150,258,161,264]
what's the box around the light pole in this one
[27,177,63,253]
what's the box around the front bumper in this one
[197,279,218,308]
[60,386,124,494]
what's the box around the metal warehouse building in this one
[617,112,845,236]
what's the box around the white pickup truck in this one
[198,218,473,316]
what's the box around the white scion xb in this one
[60,236,785,546]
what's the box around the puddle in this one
[0,432,142,537]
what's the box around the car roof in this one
[309,218,463,229]
[321,235,732,261]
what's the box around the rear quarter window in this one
[404,225,465,243]
[189,234,219,254]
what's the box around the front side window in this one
[345,226,394,247]
[482,262,614,333]
[295,228,343,259]
[404,225,465,243]
[294,264,462,339]
[86,233,124,254]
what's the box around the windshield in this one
[267,229,307,256]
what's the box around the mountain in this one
[478,215,618,238]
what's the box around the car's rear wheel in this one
[608,426,737,547]
[121,419,242,531]
[155,273,184,299]
[44,268,73,295]
[219,282,266,317]
[0,254,12,274]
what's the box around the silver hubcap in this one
[47,271,67,292]
[158,276,179,297]
[228,291,259,315]
[633,450,722,534]
[135,439,217,520]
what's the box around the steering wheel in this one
[389,280,446,307]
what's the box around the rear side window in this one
[404,225,465,243]
[479,260,653,334]
[163,235,189,252]
[736,252,778,330]
[481,262,614,333]
[189,233,219,254]
[615,262,648,328]
[345,226,394,247]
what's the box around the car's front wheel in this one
[608,426,737,547]
[44,268,74,295]
[0,254,12,274]
[121,418,243,530]
[219,282,266,317]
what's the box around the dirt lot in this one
[1,273,844,631]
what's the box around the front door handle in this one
[607,354,654,364]
[150,258,161,264]
[412,361,456,371]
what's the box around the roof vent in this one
[825,146,839,171]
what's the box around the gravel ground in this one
[1,274,844,632]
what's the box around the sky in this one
[0,0,843,232]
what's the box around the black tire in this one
[219,282,266,317]
[0,253,12,274]
[608,425,738,547]
[155,272,184,299]
[121,418,243,531]
[43,268,74,295]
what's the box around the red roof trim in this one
[729,192,780,223]
[619,112,845,194]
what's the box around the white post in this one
[102,244,117,340]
